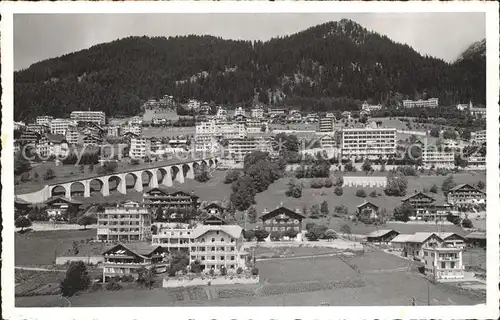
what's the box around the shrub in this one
[369,190,377,198]
[90,282,102,292]
[236,267,243,274]
[310,179,324,189]
[122,275,134,282]
[251,267,259,276]
[105,280,122,291]
[323,178,333,188]
[334,186,343,196]
[462,218,473,228]
[356,189,366,198]
[220,266,227,276]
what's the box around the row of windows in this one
[192,255,237,261]
[265,227,300,232]
[264,219,300,224]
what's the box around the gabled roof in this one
[390,234,414,243]
[43,133,67,144]
[191,225,243,239]
[439,232,466,241]
[357,201,379,210]
[202,214,228,225]
[204,203,226,210]
[45,196,83,205]
[103,242,163,259]
[145,187,197,198]
[260,206,306,220]
[449,184,485,194]
[366,229,398,238]
[401,192,436,202]
[407,232,443,243]
[465,231,486,240]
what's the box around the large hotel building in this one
[402,98,439,108]
[97,201,152,242]
[70,111,106,125]
[151,219,248,271]
[340,128,396,159]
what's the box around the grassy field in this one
[15,229,97,266]
[16,250,483,307]
[142,127,196,138]
[254,246,340,259]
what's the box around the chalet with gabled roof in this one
[447,184,486,206]
[401,192,436,217]
[203,202,226,216]
[102,243,167,282]
[357,201,380,219]
[143,187,199,222]
[260,206,305,236]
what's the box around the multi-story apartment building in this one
[130,137,149,159]
[18,130,40,145]
[102,243,166,282]
[226,138,273,162]
[341,111,352,120]
[318,117,335,133]
[107,125,121,137]
[422,148,454,168]
[97,201,152,242]
[122,125,143,136]
[306,113,319,123]
[469,107,486,119]
[195,135,220,153]
[401,232,443,261]
[234,107,245,117]
[402,98,439,108]
[26,123,49,135]
[151,222,248,271]
[49,118,72,135]
[245,119,267,133]
[268,107,286,118]
[196,119,247,139]
[82,134,103,146]
[260,206,305,239]
[143,188,200,222]
[129,116,143,126]
[70,111,106,125]
[251,106,264,119]
[447,184,486,206]
[340,128,396,159]
[65,125,80,145]
[36,116,54,126]
[422,245,464,281]
[470,130,486,144]
[36,133,69,158]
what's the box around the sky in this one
[14,12,486,71]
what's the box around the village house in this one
[401,192,436,218]
[143,188,200,222]
[36,133,69,158]
[260,207,305,240]
[356,201,380,220]
[446,184,486,206]
[44,196,83,221]
[203,203,226,216]
[422,245,464,281]
[102,243,167,282]
[399,232,443,261]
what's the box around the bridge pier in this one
[117,174,127,195]
[149,170,159,188]
[186,163,195,179]
[133,171,143,193]
[162,167,173,187]
[102,179,110,197]
[83,180,91,198]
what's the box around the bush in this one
[224,170,241,184]
[236,267,243,274]
[369,190,377,198]
[323,178,333,188]
[310,178,324,189]
[105,280,122,291]
[462,218,473,228]
[122,275,134,282]
[220,266,228,276]
[251,267,259,276]
[356,189,366,198]
[90,282,102,292]
[334,186,343,196]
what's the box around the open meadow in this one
[16,250,483,307]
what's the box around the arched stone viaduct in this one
[18,158,218,204]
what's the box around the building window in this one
[211,238,215,242]
[201,256,205,261]
[221,256,225,261]
[265,227,271,231]
[216,231,219,235]
[451,262,455,269]
[441,262,445,269]
[221,238,224,242]
[211,247,215,252]
[211,256,215,260]
[231,256,235,260]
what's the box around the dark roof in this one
[260,206,305,220]
[103,242,163,258]
[465,232,486,240]
[401,192,436,202]
[45,196,83,205]
[449,184,485,194]
[44,133,66,144]
[357,201,379,210]
[202,214,228,225]
[204,203,226,210]
[144,187,198,198]
[366,229,399,238]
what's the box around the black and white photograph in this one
[1,2,499,319]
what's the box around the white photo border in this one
[1,1,499,320]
